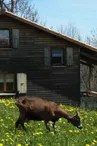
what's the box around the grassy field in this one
[0,98,97,146]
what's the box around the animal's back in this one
[16,96,59,120]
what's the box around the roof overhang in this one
[1,11,97,65]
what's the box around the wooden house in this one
[0,10,97,105]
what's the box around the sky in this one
[32,0,97,40]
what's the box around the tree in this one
[83,29,97,92]
[3,0,39,22]
[85,36,91,45]
[57,23,82,41]
[85,29,97,47]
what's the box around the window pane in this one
[0,74,4,91]
[6,74,15,91]
[0,83,4,91]
[52,48,63,65]
[0,30,9,47]
[0,74,4,82]
[52,57,61,64]
[6,83,14,91]
[6,74,14,82]
[0,74,15,92]
[52,49,62,57]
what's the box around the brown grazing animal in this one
[15,91,82,132]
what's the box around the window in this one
[0,74,15,92]
[51,48,64,66]
[0,30,10,47]
[44,47,73,67]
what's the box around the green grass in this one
[0,99,97,146]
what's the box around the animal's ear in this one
[15,91,19,99]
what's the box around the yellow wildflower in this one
[93,140,97,143]
[50,132,54,135]
[85,144,90,146]
[69,130,73,133]
[38,144,43,146]
[0,144,3,146]
[17,144,22,146]
[92,142,95,145]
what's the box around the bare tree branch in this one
[57,23,82,41]
[85,29,97,47]
[3,0,39,22]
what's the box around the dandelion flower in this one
[85,144,90,146]
[38,144,43,146]
[93,140,97,143]
[50,132,54,135]
[92,142,95,145]
[17,144,22,146]
[69,130,73,133]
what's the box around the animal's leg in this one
[15,117,21,128]
[52,122,56,133]
[15,116,27,131]
[44,121,50,132]
[21,121,27,131]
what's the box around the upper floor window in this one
[44,47,73,67]
[51,48,63,66]
[0,30,10,47]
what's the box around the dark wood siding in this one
[0,15,80,104]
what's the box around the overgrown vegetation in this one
[0,98,97,146]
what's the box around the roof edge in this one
[4,11,97,52]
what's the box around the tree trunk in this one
[11,0,14,13]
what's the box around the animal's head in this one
[68,111,82,129]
